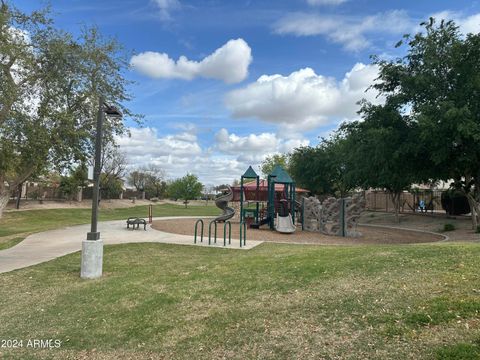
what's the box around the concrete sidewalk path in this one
[0,217,263,274]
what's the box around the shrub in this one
[443,223,456,232]
[441,189,470,215]
[59,176,80,200]
[29,190,40,200]
[100,175,123,200]
[476,225,480,234]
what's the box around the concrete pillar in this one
[80,240,103,279]
[76,186,83,202]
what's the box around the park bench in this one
[126,217,147,231]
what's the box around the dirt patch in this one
[151,218,444,245]
[359,211,480,242]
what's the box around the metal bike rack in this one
[194,219,204,244]
[239,221,246,248]
[208,220,218,245]
[223,221,231,246]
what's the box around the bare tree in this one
[101,144,127,184]
[127,170,145,190]
[99,144,128,198]
[144,165,167,198]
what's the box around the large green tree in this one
[373,18,480,227]
[58,163,87,201]
[289,134,356,197]
[341,102,426,222]
[260,154,289,177]
[168,174,203,208]
[0,2,139,216]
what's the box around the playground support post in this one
[223,221,231,246]
[267,175,275,230]
[208,220,218,245]
[194,219,204,244]
[291,183,296,224]
[240,179,244,223]
[148,204,153,224]
[255,177,259,224]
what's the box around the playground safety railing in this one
[194,219,204,244]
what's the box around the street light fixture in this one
[81,96,122,279]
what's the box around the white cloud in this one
[215,129,279,154]
[274,10,413,51]
[153,0,181,21]
[130,38,252,84]
[429,11,480,35]
[117,127,219,181]
[214,129,309,163]
[460,13,480,34]
[117,127,201,159]
[307,0,347,6]
[225,63,382,132]
[116,127,308,185]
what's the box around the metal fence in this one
[7,183,143,203]
[365,190,449,214]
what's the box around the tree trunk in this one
[466,194,479,230]
[0,186,10,218]
[390,191,401,223]
[15,183,22,209]
[0,168,35,217]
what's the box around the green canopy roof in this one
[242,166,258,179]
[269,165,294,184]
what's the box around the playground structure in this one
[213,186,235,222]
[192,165,302,246]
[268,166,297,233]
[236,165,302,234]
[191,165,366,244]
[302,194,366,237]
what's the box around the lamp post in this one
[81,96,122,279]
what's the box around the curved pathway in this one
[0,217,263,274]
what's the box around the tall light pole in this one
[81,96,122,279]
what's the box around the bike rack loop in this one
[223,221,231,246]
[208,220,218,245]
[194,219,204,244]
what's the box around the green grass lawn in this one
[0,242,479,359]
[0,237,24,251]
[0,204,219,245]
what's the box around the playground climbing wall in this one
[303,197,322,232]
[303,194,366,237]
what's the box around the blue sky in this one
[16,0,480,185]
